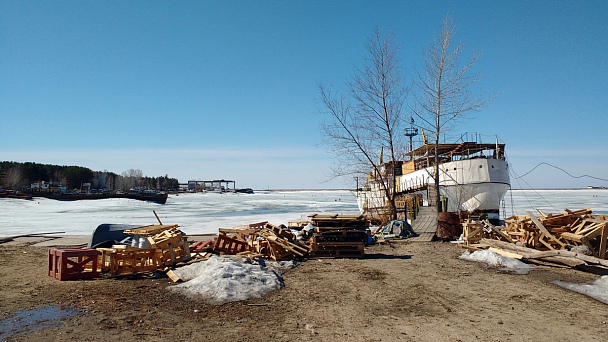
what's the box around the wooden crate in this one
[48,248,100,281]
[106,248,158,276]
[154,237,190,266]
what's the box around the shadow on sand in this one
[363,253,412,260]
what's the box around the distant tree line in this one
[0,161,179,192]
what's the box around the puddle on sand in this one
[0,305,80,339]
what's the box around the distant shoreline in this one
[252,188,605,191]
[254,189,354,192]
[508,188,607,191]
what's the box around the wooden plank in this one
[560,232,583,243]
[488,247,523,259]
[218,227,259,235]
[124,224,179,236]
[538,238,556,250]
[491,226,514,242]
[480,238,608,267]
[166,269,181,282]
[599,223,607,259]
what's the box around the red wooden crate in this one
[48,248,100,281]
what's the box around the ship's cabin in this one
[403,141,506,174]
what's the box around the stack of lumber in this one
[307,214,369,258]
[478,238,608,270]
[212,221,310,261]
[461,208,608,260]
[95,224,190,276]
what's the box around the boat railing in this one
[458,132,500,145]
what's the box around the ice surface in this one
[0,190,360,236]
[1,189,606,236]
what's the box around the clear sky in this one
[1,0,607,189]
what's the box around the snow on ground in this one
[459,249,535,275]
[168,255,296,305]
[553,276,608,304]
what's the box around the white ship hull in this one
[357,158,510,221]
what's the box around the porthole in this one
[479,165,483,168]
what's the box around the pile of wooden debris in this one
[211,221,309,261]
[462,208,608,259]
[96,224,190,276]
[204,214,370,260]
[461,208,608,271]
[49,214,372,281]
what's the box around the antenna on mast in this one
[404,117,419,160]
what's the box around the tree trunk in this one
[434,139,441,212]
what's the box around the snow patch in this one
[459,249,534,275]
[168,255,295,305]
[553,276,608,304]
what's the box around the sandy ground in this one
[1,237,607,342]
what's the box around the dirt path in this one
[1,240,606,341]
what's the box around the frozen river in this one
[1,189,607,236]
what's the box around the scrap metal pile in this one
[462,208,608,260]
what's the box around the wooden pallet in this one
[308,214,369,229]
[312,228,367,243]
[213,233,249,255]
[106,248,158,276]
[309,242,364,258]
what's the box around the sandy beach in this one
[1,235,607,342]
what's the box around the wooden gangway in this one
[409,206,438,242]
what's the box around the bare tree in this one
[413,16,490,212]
[120,169,144,191]
[3,166,23,190]
[320,28,407,221]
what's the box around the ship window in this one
[479,165,483,168]
[453,168,457,170]
[491,165,494,168]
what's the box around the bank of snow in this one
[459,249,534,275]
[168,255,295,305]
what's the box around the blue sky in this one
[1,0,607,189]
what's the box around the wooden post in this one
[153,210,163,225]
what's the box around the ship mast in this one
[404,117,418,161]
